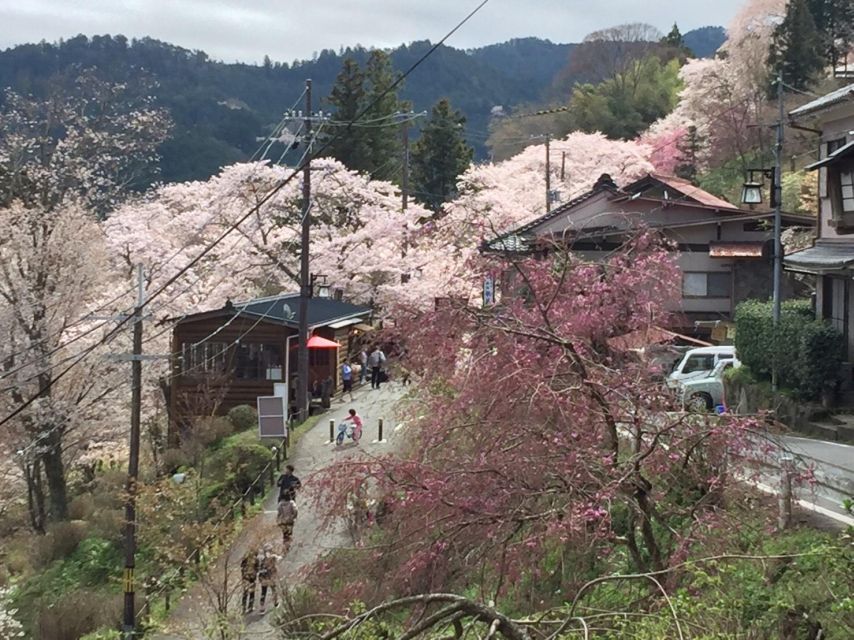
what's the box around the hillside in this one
[0,29,724,183]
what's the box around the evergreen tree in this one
[768,0,825,91]
[411,99,474,212]
[675,125,704,183]
[325,57,372,173]
[807,0,854,70]
[661,22,693,59]
[363,50,403,181]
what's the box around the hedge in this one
[734,299,844,400]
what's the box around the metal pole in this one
[560,151,566,182]
[297,79,312,422]
[122,264,145,638]
[771,71,784,391]
[329,418,335,443]
[545,134,551,212]
[378,418,384,442]
[402,114,410,212]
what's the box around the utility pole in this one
[560,151,566,182]
[771,71,784,391]
[401,114,410,212]
[297,79,312,423]
[545,134,551,212]
[122,264,145,639]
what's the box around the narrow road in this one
[747,432,854,525]
[148,383,406,639]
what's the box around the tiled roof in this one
[784,243,854,272]
[789,83,854,119]
[644,174,738,210]
[484,174,619,252]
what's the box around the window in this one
[181,341,229,375]
[841,167,854,213]
[682,272,731,298]
[682,354,715,374]
[234,343,283,380]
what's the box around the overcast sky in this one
[0,0,743,64]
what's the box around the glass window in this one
[234,343,283,380]
[841,168,854,213]
[682,354,715,374]
[707,272,731,297]
[181,341,229,375]
[682,273,707,297]
[683,272,731,298]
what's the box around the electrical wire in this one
[0,0,494,429]
[0,86,314,378]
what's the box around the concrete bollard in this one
[778,454,794,530]
[373,417,387,444]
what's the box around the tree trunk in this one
[41,442,68,520]
[24,460,47,533]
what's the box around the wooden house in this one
[487,173,815,338]
[168,293,372,434]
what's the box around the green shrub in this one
[33,589,121,640]
[734,299,841,400]
[227,404,257,432]
[794,321,845,400]
[208,441,272,497]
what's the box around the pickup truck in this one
[678,359,737,412]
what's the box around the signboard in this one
[257,395,287,439]
[483,275,495,306]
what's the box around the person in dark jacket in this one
[277,464,301,502]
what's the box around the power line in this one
[0,0,494,429]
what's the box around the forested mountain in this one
[0,28,724,183]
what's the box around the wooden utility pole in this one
[401,114,410,212]
[122,263,145,638]
[297,79,312,423]
[545,134,551,212]
[560,151,566,181]
[771,70,784,391]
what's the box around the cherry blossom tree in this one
[311,235,756,600]
[0,78,168,525]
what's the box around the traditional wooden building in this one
[487,173,815,338]
[168,293,371,432]
[785,83,854,387]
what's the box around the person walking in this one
[257,544,280,611]
[340,361,354,402]
[358,348,368,384]
[368,346,386,389]
[240,546,260,614]
[277,464,301,502]
[276,498,298,554]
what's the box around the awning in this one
[805,140,854,171]
[306,335,341,349]
[710,241,765,258]
[784,243,854,273]
[327,317,362,329]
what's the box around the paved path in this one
[149,383,406,639]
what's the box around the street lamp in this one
[741,169,777,207]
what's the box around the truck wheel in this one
[687,392,713,413]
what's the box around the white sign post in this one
[257,395,288,439]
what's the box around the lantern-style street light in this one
[741,168,777,207]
